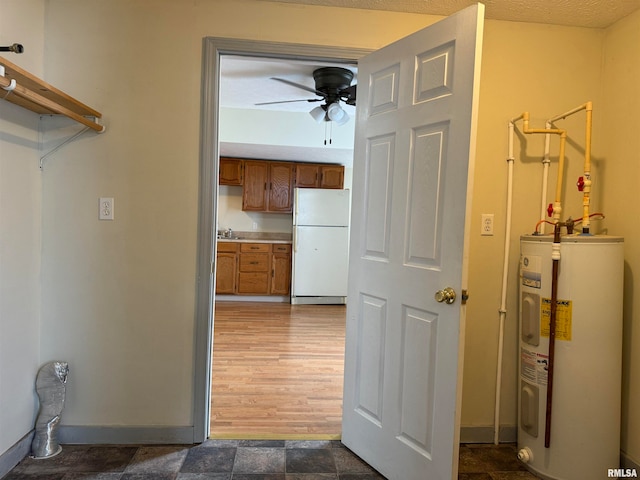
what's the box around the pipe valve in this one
[547,203,554,218]
[577,176,585,192]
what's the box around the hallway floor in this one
[4,440,541,479]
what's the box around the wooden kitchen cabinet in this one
[216,242,292,296]
[271,244,292,295]
[295,163,320,188]
[219,157,243,185]
[319,165,344,189]
[242,161,269,211]
[268,162,295,212]
[237,243,271,295]
[215,242,238,294]
[242,161,294,213]
[294,163,344,189]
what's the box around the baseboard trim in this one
[621,451,640,471]
[58,426,195,445]
[0,430,34,478]
[459,425,517,444]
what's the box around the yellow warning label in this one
[540,298,572,341]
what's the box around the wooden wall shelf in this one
[0,56,105,132]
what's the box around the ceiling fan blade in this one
[255,98,323,106]
[340,84,357,106]
[271,77,327,98]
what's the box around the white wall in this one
[0,0,45,457]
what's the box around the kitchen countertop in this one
[216,231,292,244]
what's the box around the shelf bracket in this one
[39,123,93,170]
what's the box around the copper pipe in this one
[545,222,562,447]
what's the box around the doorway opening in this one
[194,38,370,442]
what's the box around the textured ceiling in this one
[220,56,357,113]
[221,0,640,162]
[256,0,640,28]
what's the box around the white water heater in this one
[518,234,624,480]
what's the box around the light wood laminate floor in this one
[210,301,346,439]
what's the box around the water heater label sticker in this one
[521,255,542,289]
[540,298,573,341]
[521,347,548,386]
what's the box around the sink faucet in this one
[226,228,233,238]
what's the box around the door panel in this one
[342,4,484,480]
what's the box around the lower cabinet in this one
[237,243,271,295]
[215,242,238,294]
[216,242,291,296]
[271,244,292,295]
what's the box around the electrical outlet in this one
[99,197,114,220]
[481,213,494,236]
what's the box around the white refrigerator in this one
[291,188,350,305]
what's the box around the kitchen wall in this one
[217,106,354,234]
[217,185,293,233]
[0,0,45,461]
[1,0,639,468]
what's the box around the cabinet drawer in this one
[217,242,239,253]
[272,244,291,253]
[240,243,270,253]
[237,272,270,295]
[239,253,269,272]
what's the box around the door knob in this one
[435,287,456,304]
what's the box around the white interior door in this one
[342,4,484,480]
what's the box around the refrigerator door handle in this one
[294,231,298,253]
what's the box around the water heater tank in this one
[518,234,624,480]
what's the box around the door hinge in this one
[461,289,469,304]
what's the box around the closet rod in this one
[1,74,105,132]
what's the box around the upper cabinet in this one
[294,163,344,189]
[318,165,344,189]
[222,158,345,213]
[242,161,295,213]
[219,157,244,186]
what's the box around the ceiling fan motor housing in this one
[313,67,354,104]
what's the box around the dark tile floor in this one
[3,440,541,480]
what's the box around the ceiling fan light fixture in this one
[327,102,349,126]
[309,105,326,123]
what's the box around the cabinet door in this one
[295,163,320,188]
[219,157,243,186]
[271,246,292,295]
[215,252,237,294]
[319,165,344,189]
[267,162,295,212]
[242,161,268,211]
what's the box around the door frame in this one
[194,37,371,442]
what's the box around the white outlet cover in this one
[99,197,114,220]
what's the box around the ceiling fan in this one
[256,66,356,126]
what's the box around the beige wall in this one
[0,0,45,457]
[2,0,639,466]
[601,8,640,464]
[464,20,605,431]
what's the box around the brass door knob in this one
[435,287,456,304]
